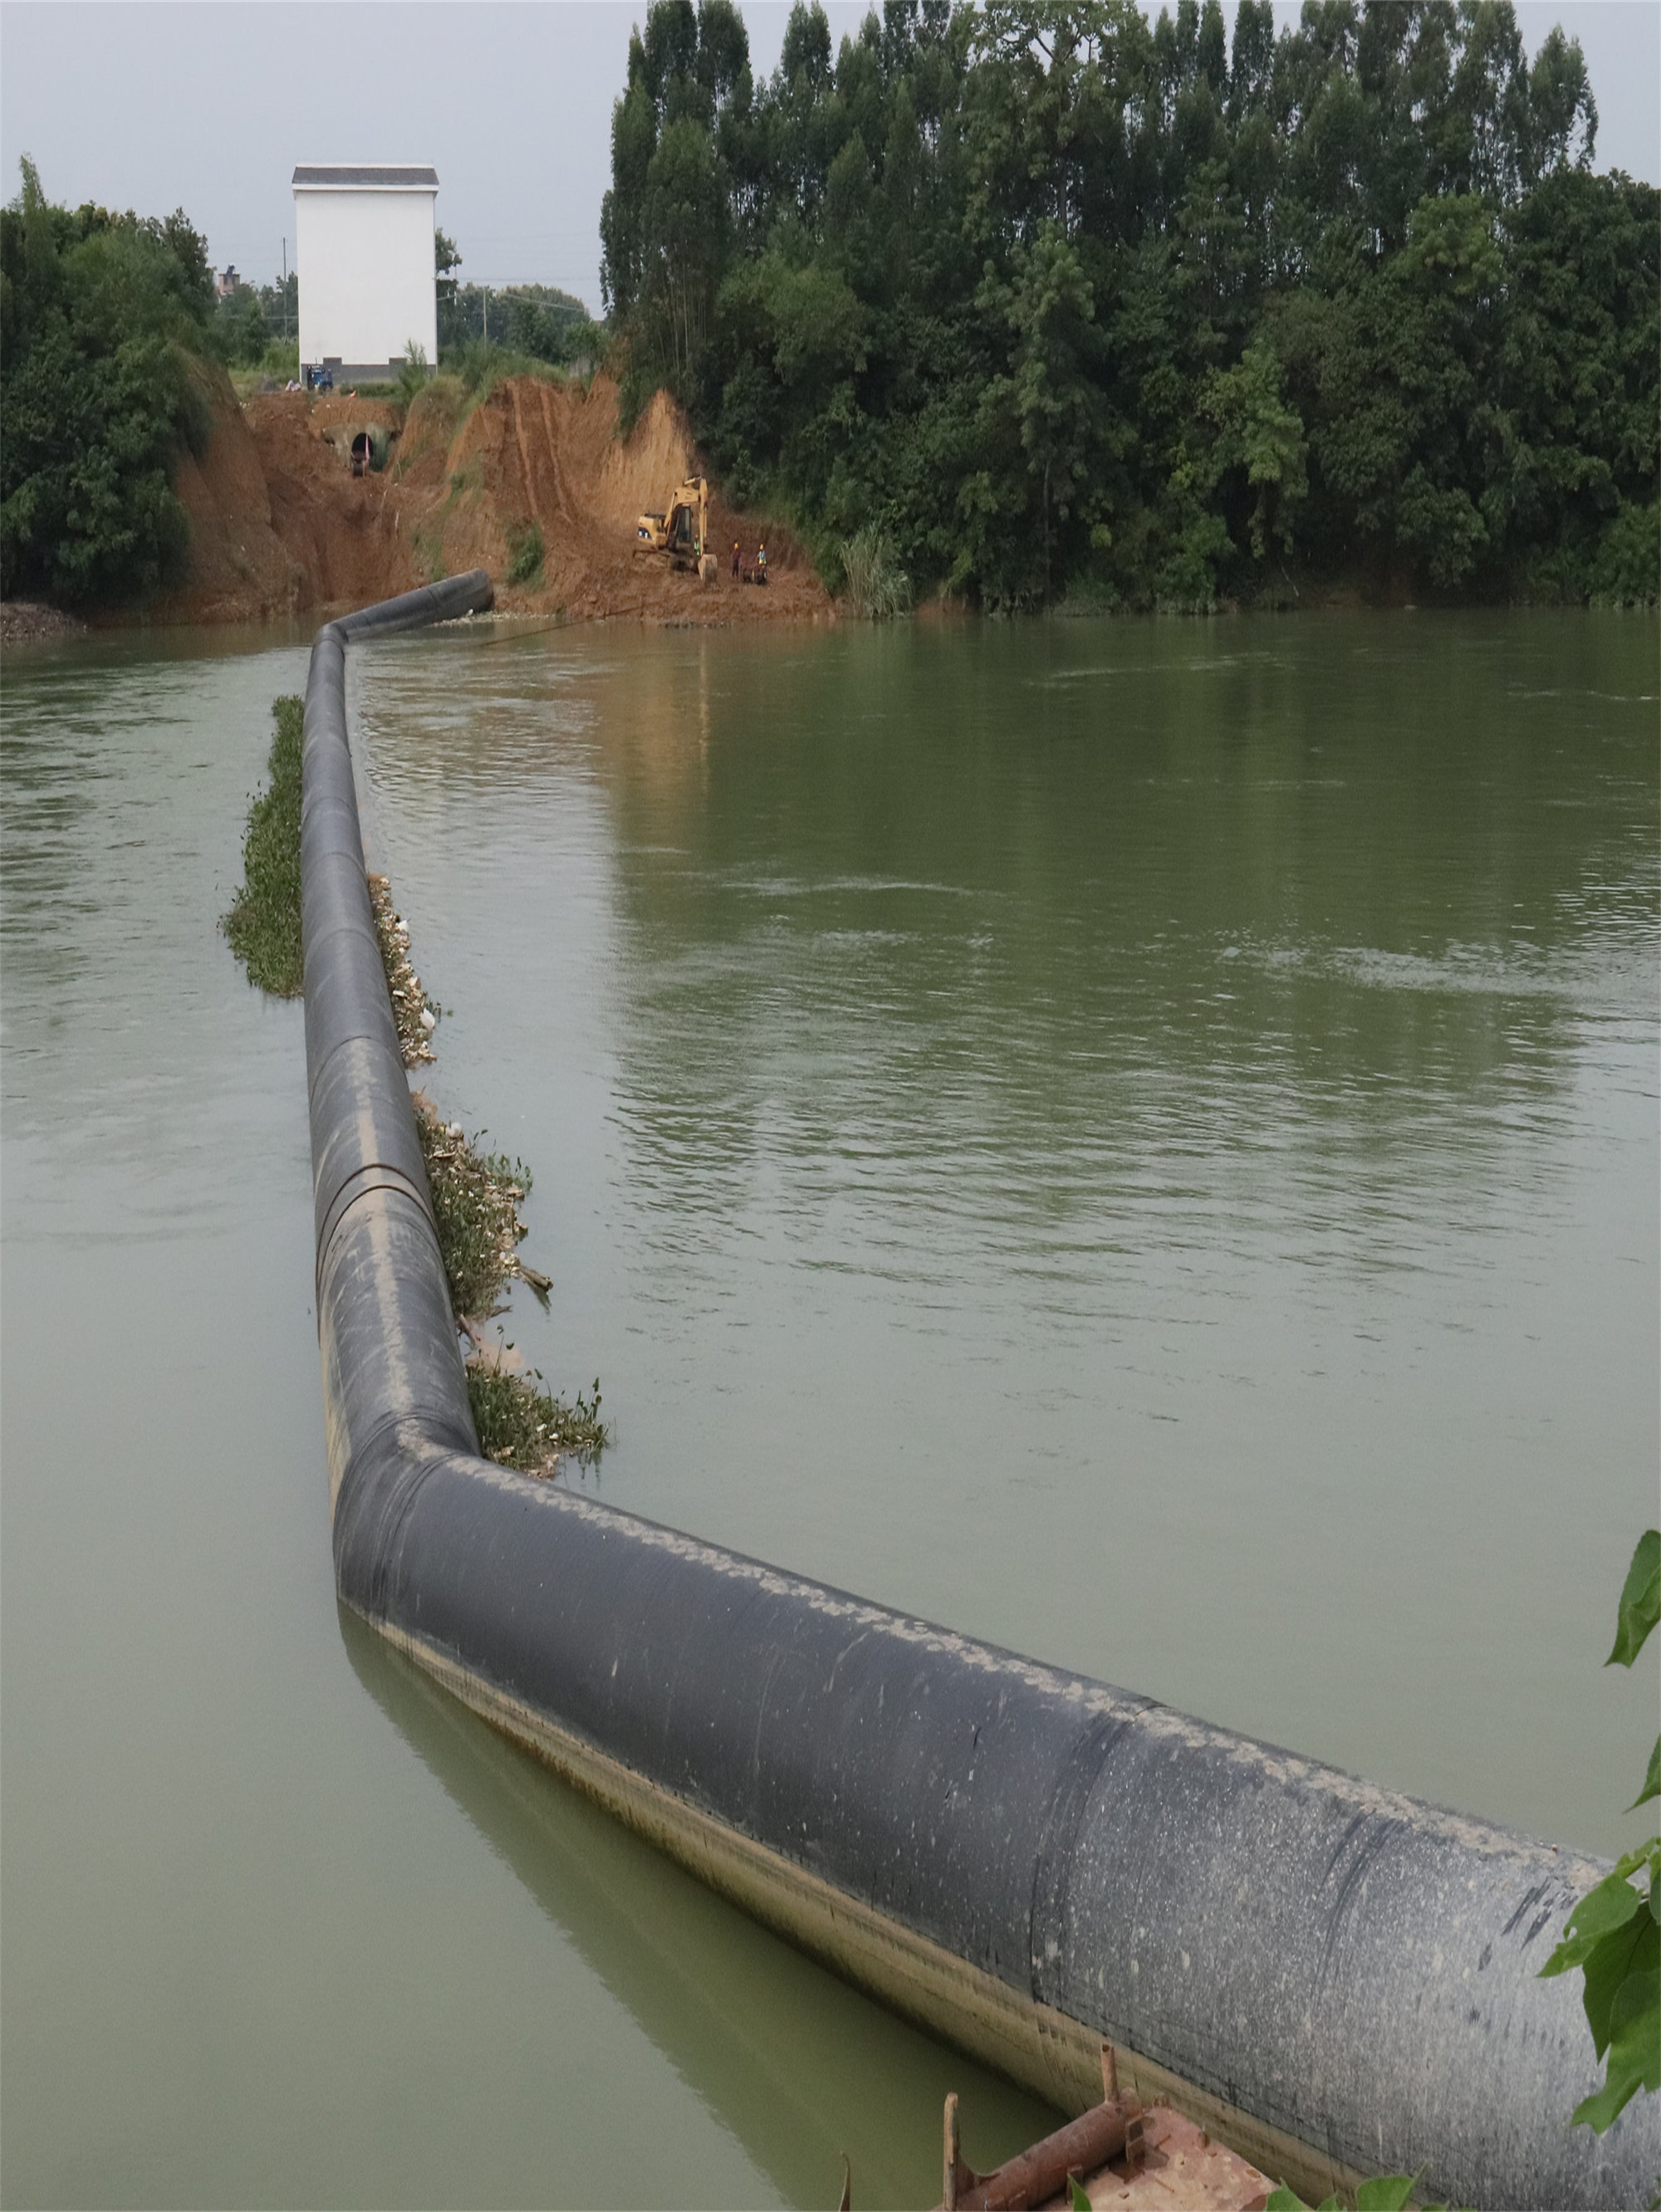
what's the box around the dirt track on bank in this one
[146,366,827,630]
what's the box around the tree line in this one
[3,5,1654,614]
[600,0,1659,608]
[436,228,599,365]
[1,162,319,602]
[1,158,223,604]
[212,269,297,369]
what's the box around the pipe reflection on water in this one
[341,1608,1056,2210]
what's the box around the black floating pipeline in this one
[302,579,1657,2212]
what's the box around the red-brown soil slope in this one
[145,361,305,623]
[429,379,824,625]
[154,371,826,629]
[243,391,420,614]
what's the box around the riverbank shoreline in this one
[12,359,1649,644]
[0,599,87,645]
[12,570,1654,645]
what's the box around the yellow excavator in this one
[635,477,718,583]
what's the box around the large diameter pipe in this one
[302,579,1658,2211]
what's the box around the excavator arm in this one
[634,478,716,582]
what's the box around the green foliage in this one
[253,338,299,385]
[218,710,608,1473]
[377,913,605,1467]
[435,226,463,347]
[1591,503,1661,609]
[444,335,561,402]
[1201,339,1307,559]
[1539,1529,1661,2134]
[212,283,267,368]
[500,293,604,368]
[223,696,304,997]
[507,521,546,586]
[414,1108,533,1323]
[839,520,909,616]
[435,224,595,366]
[214,270,297,369]
[2,157,220,605]
[598,0,1656,609]
[1266,2177,1462,2211]
[1609,1530,1661,1668]
[467,1363,606,1469]
[394,340,430,409]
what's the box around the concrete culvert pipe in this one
[302,576,1659,2212]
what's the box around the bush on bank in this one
[600,0,1659,611]
[0,158,221,606]
[223,696,304,997]
[222,701,607,1472]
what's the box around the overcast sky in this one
[2,1,1655,311]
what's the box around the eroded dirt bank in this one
[148,367,827,629]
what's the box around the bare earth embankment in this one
[138,367,827,630]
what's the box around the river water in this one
[2,610,1656,2207]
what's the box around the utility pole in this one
[282,238,289,341]
[483,284,488,342]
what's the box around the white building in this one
[292,164,439,387]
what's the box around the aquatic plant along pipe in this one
[303,583,1659,2212]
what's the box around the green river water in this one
[2,609,1656,2206]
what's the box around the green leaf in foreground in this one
[1540,1843,1659,2131]
[1541,1529,1661,2137]
[1355,2180,1418,2212]
[1269,2183,1460,2212]
[1580,1905,1659,2061]
[1634,1734,1661,1813]
[223,694,303,996]
[1540,1865,1649,1980]
[1570,1967,1661,2131]
[1607,1529,1660,1667]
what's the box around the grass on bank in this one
[392,345,580,484]
[221,700,606,1472]
[507,522,545,588]
[228,340,301,399]
[839,524,912,620]
[411,1092,608,1471]
[368,874,436,1067]
[223,694,303,995]
[468,1363,606,1468]
[411,1095,532,1321]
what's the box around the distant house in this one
[292,164,438,389]
[215,263,243,300]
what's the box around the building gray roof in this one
[292,165,439,189]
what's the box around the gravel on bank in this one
[1,600,87,646]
